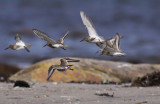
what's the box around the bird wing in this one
[32,29,56,44]
[115,33,123,48]
[103,45,116,53]
[106,33,123,48]
[25,43,32,48]
[57,30,69,44]
[96,42,106,49]
[80,11,101,38]
[106,37,115,47]
[60,58,67,66]
[96,37,116,49]
[47,66,56,81]
[15,34,21,42]
[112,33,121,51]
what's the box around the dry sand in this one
[0,82,160,104]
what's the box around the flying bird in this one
[5,34,31,52]
[80,11,105,43]
[32,29,69,50]
[96,33,124,49]
[47,58,80,81]
[98,33,126,56]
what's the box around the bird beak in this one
[80,39,84,42]
[4,47,9,50]
[43,44,47,47]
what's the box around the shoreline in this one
[0,82,160,104]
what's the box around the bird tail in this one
[63,45,68,47]
[25,43,32,48]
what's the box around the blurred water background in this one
[0,0,160,68]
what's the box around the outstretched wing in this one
[80,11,99,38]
[96,37,116,49]
[25,43,32,48]
[106,33,123,48]
[103,45,116,53]
[32,29,56,44]
[112,33,121,51]
[115,33,123,48]
[96,42,106,49]
[47,66,56,81]
[60,58,67,66]
[57,30,69,44]
[15,34,21,42]
[106,37,115,47]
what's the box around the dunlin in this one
[5,34,31,52]
[80,11,105,43]
[96,33,124,49]
[47,58,80,81]
[98,33,126,56]
[32,29,69,50]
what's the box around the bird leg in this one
[80,39,84,42]
[61,47,66,50]
[4,47,9,50]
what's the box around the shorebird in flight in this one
[98,33,126,56]
[5,34,31,52]
[32,29,69,50]
[80,11,105,43]
[47,58,80,81]
[96,33,124,49]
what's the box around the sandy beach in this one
[0,82,160,104]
